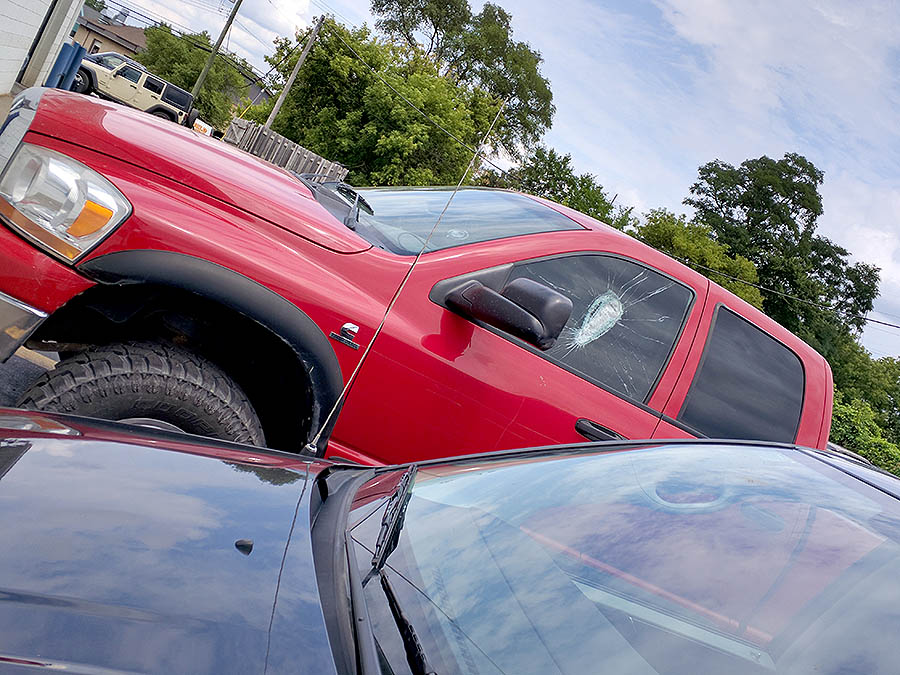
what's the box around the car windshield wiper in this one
[354,465,435,673]
[379,569,437,675]
[343,192,361,230]
[364,464,417,584]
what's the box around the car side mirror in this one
[445,278,572,350]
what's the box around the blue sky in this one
[138,0,900,357]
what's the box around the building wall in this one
[73,25,137,58]
[0,0,83,95]
[75,24,135,56]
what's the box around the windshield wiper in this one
[364,465,417,585]
[343,192,361,230]
[380,569,437,675]
[356,465,435,673]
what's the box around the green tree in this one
[831,390,900,475]
[371,0,553,157]
[371,0,470,60]
[830,338,900,445]
[635,209,764,308]
[250,20,498,185]
[684,153,880,359]
[476,145,635,228]
[135,25,245,128]
[85,0,106,11]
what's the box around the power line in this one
[307,0,356,30]
[865,323,900,336]
[104,0,269,92]
[629,236,900,331]
[248,2,897,337]
[233,18,276,51]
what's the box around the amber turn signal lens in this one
[66,200,113,238]
[0,196,81,259]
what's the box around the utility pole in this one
[264,16,325,129]
[191,0,245,100]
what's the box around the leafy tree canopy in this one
[371,0,553,157]
[476,145,635,228]
[831,389,900,475]
[249,20,499,185]
[85,0,106,12]
[684,153,880,358]
[635,209,764,309]
[135,25,246,128]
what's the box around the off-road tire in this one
[72,69,91,94]
[17,342,265,445]
[151,110,174,121]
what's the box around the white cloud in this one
[130,0,900,354]
[501,0,900,354]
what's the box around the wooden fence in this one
[223,118,348,181]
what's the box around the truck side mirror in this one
[445,277,572,350]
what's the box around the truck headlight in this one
[0,143,130,262]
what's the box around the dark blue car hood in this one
[0,431,336,674]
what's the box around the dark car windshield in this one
[348,188,583,255]
[349,444,900,674]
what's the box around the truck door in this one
[332,246,701,464]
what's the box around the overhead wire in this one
[103,0,271,95]
[625,233,900,331]
[115,0,895,338]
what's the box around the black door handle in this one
[575,418,626,442]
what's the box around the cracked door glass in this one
[509,255,693,402]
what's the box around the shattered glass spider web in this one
[511,255,694,401]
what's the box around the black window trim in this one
[143,77,164,94]
[676,302,806,443]
[431,250,698,412]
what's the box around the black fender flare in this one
[144,105,176,121]
[79,66,98,91]
[80,250,344,453]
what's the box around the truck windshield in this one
[352,188,583,255]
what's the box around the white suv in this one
[73,52,195,125]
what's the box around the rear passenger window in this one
[678,306,804,443]
[509,254,694,403]
[162,86,192,112]
[143,77,164,95]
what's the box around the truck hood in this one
[27,88,370,254]
[0,410,337,674]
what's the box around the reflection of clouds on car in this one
[352,443,898,673]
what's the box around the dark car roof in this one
[0,415,337,674]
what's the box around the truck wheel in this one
[151,110,173,121]
[72,69,91,94]
[17,342,265,446]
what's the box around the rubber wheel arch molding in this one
[17,342,265,446]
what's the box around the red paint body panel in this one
[24,131,410,384]
[0,222,94,312]
[818,360,835,448]
[29,90,370,254]
[331,230,713,464]
[0,89,834,464]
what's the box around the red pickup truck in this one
[0,88,833,463]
